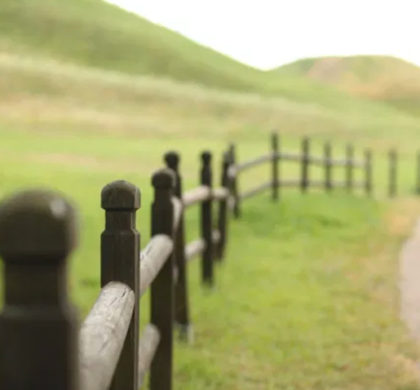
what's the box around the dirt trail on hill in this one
[401,219,420,340]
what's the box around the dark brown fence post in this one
[150,169,176,390]
[0,190,79,390]
[416,151,420,195]
[301,137,310,193]
[164,151,191,341]
[101,181,140,390]
[229,143,240,218]
[324,141,332,192]
[365,149,372,196]
[217,151,230,260]
[345,144,354,192]
[388,149,397,198]
[271,132,279,200]
[201,151,214,286]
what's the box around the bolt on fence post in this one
[0,190,79,390]
[365,149,373,196]
[201,151,214,286]
[217,151,230,260]
[150,169,176,390]
[324,142,333,192]
[164,151,192,342]
[346,144,354,192]
[300,137,310,193]
[229,143,240,218]
[101,180,141,390]
[388,149,397,198]
[271,132,280,201]
[416,151,420,195]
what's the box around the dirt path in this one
[401,218,420,339]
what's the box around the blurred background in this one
[1,1,420,388]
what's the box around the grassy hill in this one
[0,0,394,110]
[276,55,420,115]
[1,1,420,389]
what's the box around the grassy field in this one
[1,0,420,388]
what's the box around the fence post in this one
[101,181,140,390]
[217,151,230,260]
[150,169,176,390]
[201,151,214,286]
[389,149,397,198]
[301,137,310,193]
[271,132,280,200]
[324,141,332,192]
[416,151,420,195]
[365,149,372,196]
[0,190,79,390]
[164,151,192,341]
[229,143,240,218]
[345,144,354,192]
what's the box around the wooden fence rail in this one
[0,132,411,390]
[229,133,371,217]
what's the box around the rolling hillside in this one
[0,0,383,109]
[276,55,420,115]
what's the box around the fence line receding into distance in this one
[0,132,412,390]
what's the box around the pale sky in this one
[106,0,420,70]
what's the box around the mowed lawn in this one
[0,126,419,389]
[0,50,420,388]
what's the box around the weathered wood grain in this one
[171,196,183,233]
[182,186,211,207]
[185,238,206,261]
[79,282,135,390]
[212,187,229,200]
[140,235,174,297]
[138,324,161,387]
[235,153,274,173]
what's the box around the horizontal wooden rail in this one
[307,156,325,166]
[185,238,206,261]
[278,152,301,162]
[172,196,183,232]
[182,186,211,207]
[138,324,161,387]
[212,229,221,244]
[308,180,325,188]
[140,235,174,297]
[235,153,274,173]
[240,181,272,200]
[79,282,135,390]
[212,187,229,201]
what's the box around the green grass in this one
[1,1,420,388]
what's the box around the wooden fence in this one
[0,132,412,390]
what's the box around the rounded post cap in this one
[201,151,212,164]
[102,180,140,210]
[164,151,180,170]
[0,189,77,262]
[152,168,175,189]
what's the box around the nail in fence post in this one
[217,151,230,260]
[271,132,280,201]
[0,190,79,390]
[346,144,354,192]
[229,144,240,218]
[416,151,420,195]
[365,149,373,196]
[388,149,397,198]
[150,169,176,390]
[201,151,214,286]
[101,181,140,390]
[164,152,191,341]
[301,137,310,193]
[324,142,332,192]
